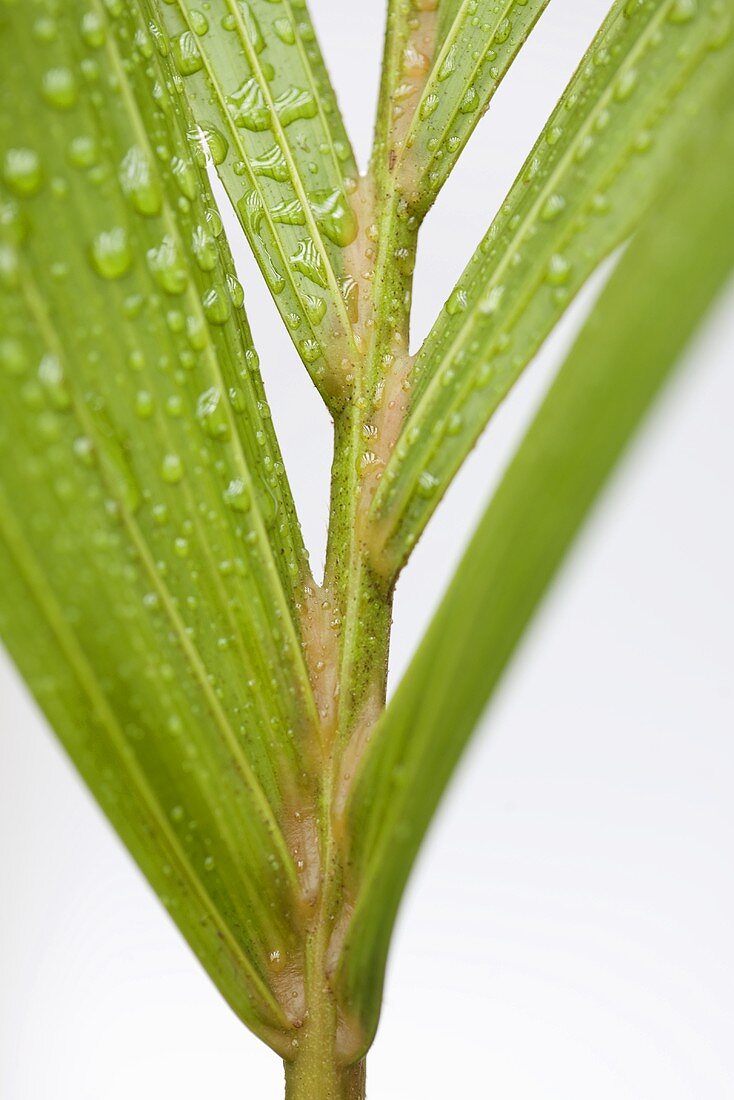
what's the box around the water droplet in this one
[299,338,321,364]
[226,273,244,308]
[614,68,638,102]
[68,135,99,169]
[417,471,439,498]
[495,17,512,44]
[446,411,463,436]
[33,15,58,42]
[202,284,231,325]
[309,188,358,247]
[228,78,270,131]
[420,93,439,120]
[479,284,504,316]
[459,85,479,114]
[161,453,184,484]
[546,253,571,286]
[270,198,306,226]
[38,353,71,411]
[273,17,295,44]
[73,435,95,467]
[290,238,326,287]
[152,502,169,526]
[304,294,326,325]
[3,148,43,197]
[188,123,228,167]
[172,31,203,76]
[237,189,264,235]
[170,155,197,200]
[446,287,467,315]
[669,0,697,22]
[191,224,217,271]
[238,2,265,52]
[80,11,106,47]
[119,146,162,216]
[259,251,286,294]
[0,337,26,375]
[135,390,154,419]
[90,227,132,280]
[196,386,231,441]
[147,235,188,295]
[223,478,250,512]
[540,193,566,222]
[275,86,317,127]
[41,67,78,111]
[437,46,457,82]
[188,9,209,35]
[251,143,289,182]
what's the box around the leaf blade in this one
[153,0,363,401]
[401,0,551,217]
[0,0,320,1047]
[336,56,734,1046]
[372,0,733,572]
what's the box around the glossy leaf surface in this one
[152,0,362,402]
[0,0,320,1051]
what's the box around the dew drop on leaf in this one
[172,31,204,76]
[196,387,231,441]
[3,148,43,197]
[119,146,162,217]
[161,453,184,484]
[41,67,78,111]
[90,227,132,280]
[147,236,188,295]
[223,478,251,513]
[309,188,359,247]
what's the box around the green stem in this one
[324,407,394,741]
[294,14,431,1084]
[284,891,367,1100]
[285,1052,366,1100]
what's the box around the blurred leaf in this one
[372,0,733,574]
[336,57,734,1046]
[0,0,321,1051]
[151,0,362,404]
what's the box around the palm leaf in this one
[335,57,734,1047]
[371,0,733,574]
[401,0,551,218]
[151,0,362,405]
[0,0,321,1052]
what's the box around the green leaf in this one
[362,0,548,410]
[400,0,551,218]
[371,0,734,574]
[150,0,362,404]
[0,0,321,1052]
[335,55,734,1049]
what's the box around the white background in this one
[2,2,733,1096]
